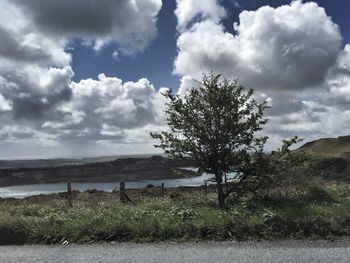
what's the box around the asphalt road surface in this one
[1,240,350,263]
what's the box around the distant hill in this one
[0,154,162,169]
[0,155,194,187]
[294,136,350,181]
[295,135,350,160]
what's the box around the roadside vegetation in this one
[1,176,350,245]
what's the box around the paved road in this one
[1,241,350,263]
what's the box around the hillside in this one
[294,135,350,181]
[295,135,350,160]
[0,154,158,169]
[0,156,194,187]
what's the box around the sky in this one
[0,0,349,159]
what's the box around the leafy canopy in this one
[151,73,268,177]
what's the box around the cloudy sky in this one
[0,0,349,159]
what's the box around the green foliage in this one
[1,183,350,244]
[152,73,268,173]
[151,73,269,206]
[239,136,305,198]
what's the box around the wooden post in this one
[204,182,207,196]
[161,182,165,194]
[67,182,73,208]
[120,181,126,203]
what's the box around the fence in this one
[65,180,210,208]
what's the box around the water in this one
[0,169,237,199]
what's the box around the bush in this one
[0,218,30,245]
[306,185,335,202]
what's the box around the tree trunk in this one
[216,179,226,208]
[224,173,228,192]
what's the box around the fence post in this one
[120,181,126,203]
[67,182,73,208]
[204,182,207,196]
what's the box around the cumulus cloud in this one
[12,0,162,54]
[0,66,73,120]
[0,72,168,152]
[0,0,162,124]
[69,74,167,130]
[175,0,226,32]
[0,1,70,66]
[173,0,350,149]
[0,0,165,155]
[35,74,168,145]
[327,44,350,102]
[174,1,342,94]
[0,94,13,112]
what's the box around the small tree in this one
[236,136,303,199]
[151,73,269,207]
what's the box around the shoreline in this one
[0,156,196,188]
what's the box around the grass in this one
[1,182,350,245]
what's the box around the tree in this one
[235,136,303,199]
[151,73,269,207]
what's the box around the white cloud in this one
[0,0,162,122]
[0,94,13,112]
[0,72,169,152]
[112,50,119,60]
[0,0,163,123]
[327,44,350,102]
[173,0,350,149]
[0,0,165,155]
[175,1,342,94]
[69,75,167,130]
[0,66,73,120]
[175,0,226,32]
[28,74,169,146]
[0,125,59,147]
[12,0,162,55]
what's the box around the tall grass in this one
[1,182,350,244]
